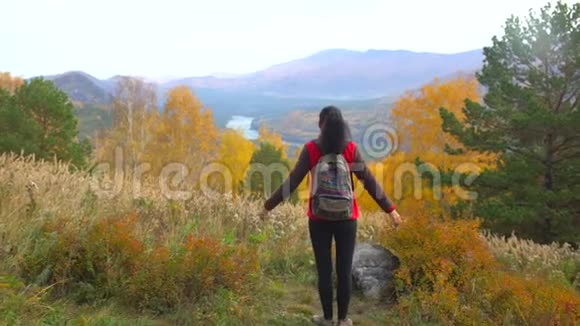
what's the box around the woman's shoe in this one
[312,314,333,326]
[337,318,353,326]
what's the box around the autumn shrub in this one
[19,213,144,303]
[17,210,260,313]
[380,214,496,324]
[483,272,580,325]
[380,214,580,325]
[126,234,259,314]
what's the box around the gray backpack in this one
[311,152,354,220]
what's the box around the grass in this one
[1,153,579,325]
[1,272,399,325]
[484,231,580,290]
[260,278,400,326]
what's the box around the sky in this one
[1,0,570,80]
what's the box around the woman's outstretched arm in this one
[264,145,310,211]
[351,146,396,213]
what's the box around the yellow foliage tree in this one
[0,72,23,94]
[357,76,494,214]
[147,86,218,181]
[391,75,493,169]
[219,129,255,195]
[355,152,430,214]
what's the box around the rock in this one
[351,242,400,300]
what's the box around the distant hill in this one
[37,48,483,136]
[41,49,483,104]
[44,71,113,105]
[164,49,483,99]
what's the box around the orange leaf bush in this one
[20,213,144,301]
[380,214,496,324]
[380,214,580,325]
[127,234,259,313]
[485,272,580,325]
[19,212,259,313]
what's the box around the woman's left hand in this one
[389,209,403,227]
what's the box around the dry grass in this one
[1,153,579,325]
[0,152,305,252]
[484,231,580,289]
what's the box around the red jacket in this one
[264,139,396,220]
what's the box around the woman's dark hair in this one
[318,106,350,154]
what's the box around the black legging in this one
[309,219,357,321]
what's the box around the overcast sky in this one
[1,0,570,79]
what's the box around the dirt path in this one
[264,279,399,325]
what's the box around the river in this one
[225,115,259,140]
[225,115,303,152]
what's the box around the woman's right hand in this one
[389,210,403,227]
[259,206,270,221]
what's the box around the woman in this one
[262,106,402,326]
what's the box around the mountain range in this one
[39,48,484,134]
[165,48,483,99]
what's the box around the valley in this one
[39,48,483,142]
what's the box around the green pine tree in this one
[0,88,41,155]
[440,1,580,244]
[0,78,91,168]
